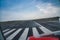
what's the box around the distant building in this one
[34,17,60,22]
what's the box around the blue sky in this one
[0,0,60,21]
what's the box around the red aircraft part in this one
[29,36,59,40]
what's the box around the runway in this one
[1,21,60,40]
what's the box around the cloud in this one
[36,3,60,18]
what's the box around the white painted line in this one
[19,28,29,40]
[6,28,22,40]
[4,29,15,36]
[3,29,9,33]
[39,26,52,34]
[34,21,52,34]
[32,27,40,37]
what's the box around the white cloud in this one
[36,3,60,18]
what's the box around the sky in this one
[0,0,60,22]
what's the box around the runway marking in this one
[4,29,15,36]
[39,26,52,33]
[26,27,33,40]
[3,29,9,33]
[32,27,40,37]
[18,28,29,40]
[34,21,52,34]
[6,28,22,40]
